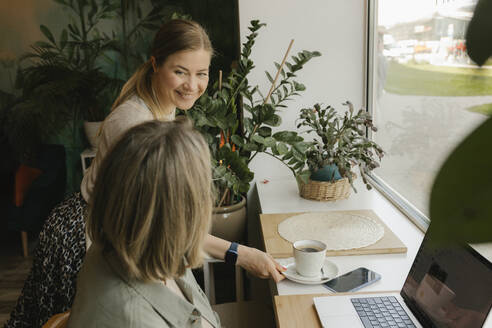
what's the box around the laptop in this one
[314,232,492,328]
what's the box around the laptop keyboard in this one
[351,296,416,328]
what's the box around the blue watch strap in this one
[225,242,239,265]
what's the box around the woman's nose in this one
[183,76,197,91]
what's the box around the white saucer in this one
[282,259,338,285]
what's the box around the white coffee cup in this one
[293,240,327,277]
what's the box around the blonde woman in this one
[7,19,284,328]
[68,119,220,327]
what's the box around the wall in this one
[238,0,367,180]
[0,0,68,93]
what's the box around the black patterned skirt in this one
[5,192,87,328]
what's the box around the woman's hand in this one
[236,245,286,283]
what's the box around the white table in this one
[256,176,424,296]
[255,176,492,327]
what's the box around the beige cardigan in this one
[81,96,174,202]
[67,245,221,328]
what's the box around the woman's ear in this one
[150,56,158,73]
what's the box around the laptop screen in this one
[401,233,492,328]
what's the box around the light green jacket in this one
[67,245,221,328]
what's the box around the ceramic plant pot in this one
[211,196,247,242]
[83,121,102,149]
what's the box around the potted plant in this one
[4,0,121,157]
[2,0,182,192]
[269,101,384,201]
[188,20,320,241]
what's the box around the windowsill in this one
[365,173,430,232]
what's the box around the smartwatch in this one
[224,242,239,265]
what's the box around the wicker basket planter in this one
[296,175,353,202]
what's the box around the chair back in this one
[42,311,70,328]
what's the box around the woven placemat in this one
[278,212,385,250]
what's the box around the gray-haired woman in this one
[69,119,220,327]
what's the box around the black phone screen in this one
[324,267,381,293]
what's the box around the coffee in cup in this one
[293,240,327,277]
[298,246,323,253]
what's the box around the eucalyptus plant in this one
[188,20,320,206]
[287,102,384,191]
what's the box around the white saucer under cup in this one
[282,260,338,285]
[293,239,327,277]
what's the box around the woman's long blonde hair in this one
[87,119,213,281]
[111,19,213,120]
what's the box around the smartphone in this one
[323,267,381,293]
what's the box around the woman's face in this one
[153,49,211,112]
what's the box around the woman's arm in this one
[203,234,286,282]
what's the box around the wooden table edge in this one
[273,290,400,328]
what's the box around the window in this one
[367,0,491,229]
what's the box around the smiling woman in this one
[151,49,211,113]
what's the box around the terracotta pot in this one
[211,196,247,242]
[83,121,102,149]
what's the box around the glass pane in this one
[371,0,490,217]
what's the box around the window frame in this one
[365,0,430,232]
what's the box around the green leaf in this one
[277,142,288,155]
[68,24,80,37]
[282,151,293,160]
[231,134,244,146]
[252,135,266,144]
[243,143,259,151]
[264,114,281,126]
[244,117,254,133]
[273,131,297,142]
[214,165,227,176]
[294,82,306,91]
[293,142,309,153]
[292,147,304,161]
[264,137,276,148]
[297,170,311,184]
[40,25,56,44]
[258,126,272,137]
[274,62,285,78]
[60,29,68,49]
[287,157,298,165]
[265,71,274,84]
[293,162,305,170]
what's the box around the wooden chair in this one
[212,301,276,328]
[7,144,66,257]
[42,311,70,328]
[203,257,244,305]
